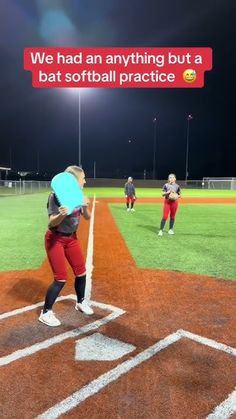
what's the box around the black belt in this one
[54,231,76,236]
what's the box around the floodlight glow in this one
[39,10,77,45]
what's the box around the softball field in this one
[0,191,235,419]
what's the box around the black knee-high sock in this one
[74,275,86,303]
[43,280,65,313]
[131,202,134,209]
[160,219,166,230]
[169,218,175,229]
[126,202,129,208]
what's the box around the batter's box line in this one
[178,329,236,357]
[0,295,126,367]
[0,294,87,321]
[36,329,236,419]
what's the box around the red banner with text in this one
[24,47,212,88]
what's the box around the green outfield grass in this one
[86,187,236,198]
[1,186,236,199]
[0,188,235,273]
[0,187,17,196]
[0,193,48,271]
[109,203,236,281]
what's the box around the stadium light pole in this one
[62,88,92,168]
[63,88,82,167]
[93,161,96,179]
[9,147,12,169]
[152,117,157,179]
[185,114,193,184]
[37,150,40,173]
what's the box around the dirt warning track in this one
[0,198,235,419]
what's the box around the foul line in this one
[85,194,96,300]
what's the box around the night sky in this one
[0,0,235,180]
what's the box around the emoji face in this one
[183,69,197,83]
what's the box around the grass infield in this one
[109,203,236,281]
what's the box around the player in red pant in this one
[124,177,136,212]
[158,173,181,236]
[39,165,94,327]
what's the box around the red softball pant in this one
[162,199,179,220]
[44,230,86,280]
[126,195,135,204]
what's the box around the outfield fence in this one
[202,177,236,190]
[1,178,235,196]
[0,180,50,195]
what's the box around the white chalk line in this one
[37,330,182,419]
[180,329,236,357]
[0,294,77,321]
[0,298,125,367]
[1,193,236,417]
[85,194,96,300]
[206,389,236,419]
[0,193,96,322]
[37,329,236,419]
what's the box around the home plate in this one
[75,332,136,361]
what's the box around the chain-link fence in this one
[1,178,235,195]
[202,178,236,190]
[0,180,51,195]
